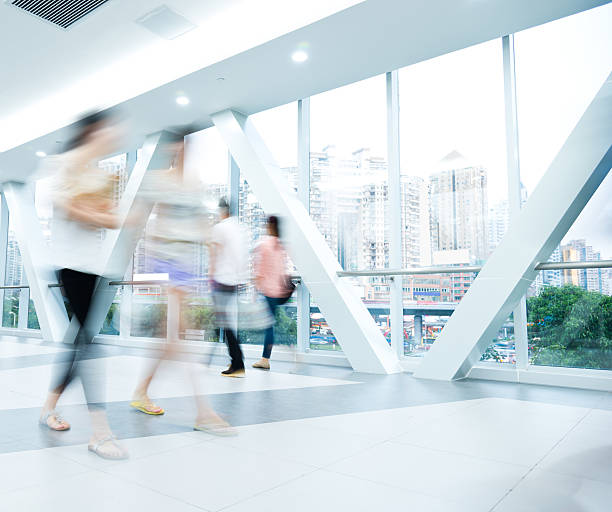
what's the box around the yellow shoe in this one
[130,400,165,415]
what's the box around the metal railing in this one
[0,261,608,289]
[0,275,302,290]
[336,260,612,277]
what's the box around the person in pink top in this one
[252,216,294,370]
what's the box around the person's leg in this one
[59,270,126,458]
[224,328,244,370]
[213,285,244,373]
[41,269,96,430]
[262,296,279,359]
[131,286,184,414]
[254,297,281,370]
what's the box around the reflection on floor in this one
[0,337,610,511]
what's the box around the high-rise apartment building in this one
[5,232,22,286]
[310,147,388,271]
[562,239,607,293]
[400,175,431,267]
[98,153,128,206]
[429,151,489,264]
[560,244,581,286]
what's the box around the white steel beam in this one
[502,34,528,369]
[296,98,311,354]
[0,194,9,323]
[387,70,404,359]
[2,182,70,341]
[414,72,612,381]
[212,109,402,374]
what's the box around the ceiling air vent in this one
[9,0,111,29]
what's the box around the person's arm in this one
[58,196,119,229]
[253,243,264,291]
[208,241,218,280]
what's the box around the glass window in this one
[515,4,612,198]
[250,102,298,169]
[237,104,298,349]
[310,75,388,351]
[527,272,611,371]
[2,214,25,329]
[526,174,612,370]
[398,40,510,358]
[515,5,612,370]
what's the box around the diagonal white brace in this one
[81,132,173,341]
[3,132,169,344]
[212,109,401,374]
[2,182,70,341]
[414,72,612,381]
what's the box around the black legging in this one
[49,268,106,410]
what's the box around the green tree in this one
[28,299,40,330]
[100,302,119,335]
[527,285,612,369]
[183,304,218,342]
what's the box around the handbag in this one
[277,276,295,306]
[214,290,275,330]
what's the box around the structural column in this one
[119,259,133,338]
[0,194,8,326]
[502,34,529,369]
[387,71,404,358]
[18,273,29,329]
[296,98,311,353]
[414,314,423,347]
[229,154,240,216]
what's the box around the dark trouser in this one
[212,282,244,370]
[262,296,285,359]
[49,268,106,410]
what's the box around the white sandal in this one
[88,435,129,460]
[39,410,70,431]
[193,421,237,437]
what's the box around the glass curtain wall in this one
[398,40,511,360]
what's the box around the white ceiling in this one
[0,0,363,149]
[0,0,608,179]
[0,0,233,115]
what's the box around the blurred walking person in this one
[39,111,128,460]
[252,216,294,370]
[129,129,234,434]
[209,198,249,377]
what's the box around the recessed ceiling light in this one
[176,95,190,106]
[291,50,308,63]
[216,77,225,82]
[35,151,46,158]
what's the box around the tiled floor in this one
[0,337,611,511]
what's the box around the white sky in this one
[187,4,612,256]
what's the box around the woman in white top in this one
[40,111,128,460]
